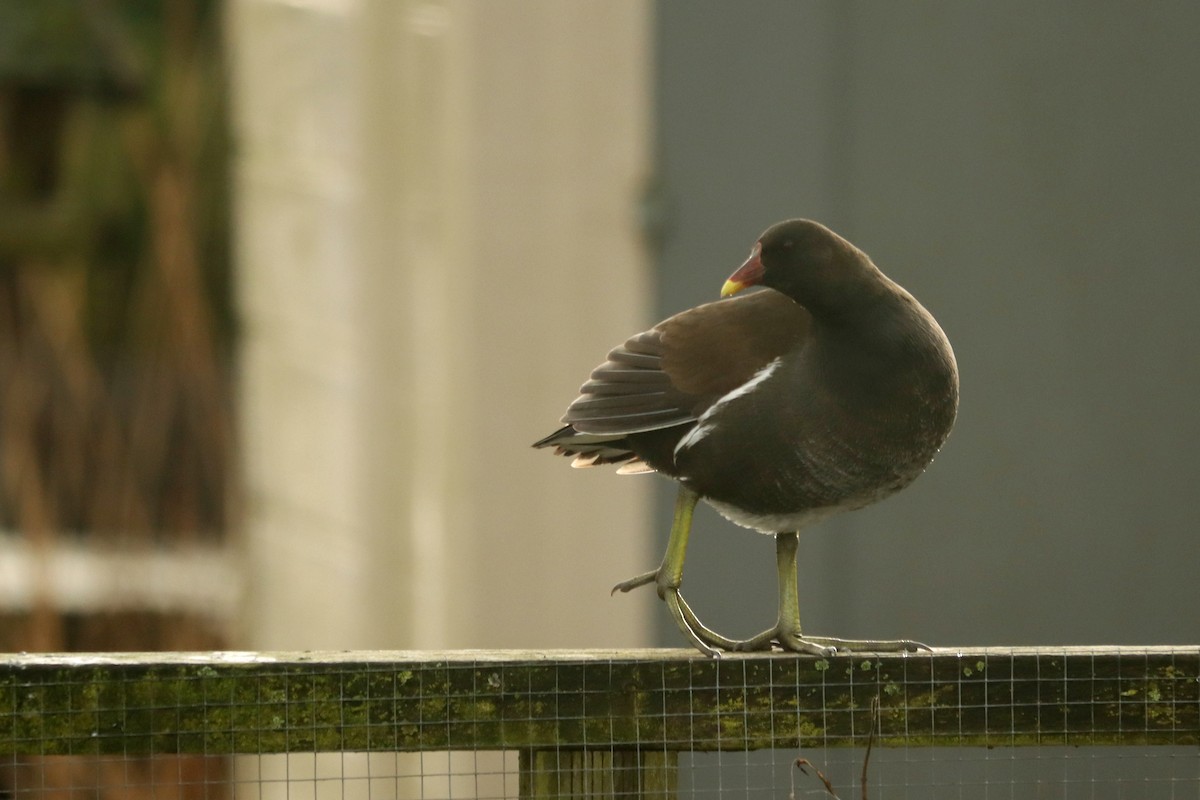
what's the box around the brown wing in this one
[562,289,809,436]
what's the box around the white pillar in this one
[230,0,654,654]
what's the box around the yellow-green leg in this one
[731,532,929,654]
[611,486,737,657]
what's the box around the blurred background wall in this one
[1,0,1197,661]
[653,2,1200,648]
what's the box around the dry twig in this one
[789,693,882,800]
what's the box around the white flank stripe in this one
[710,356,782,411]
[673,357,782,459]
[673,422,716,457]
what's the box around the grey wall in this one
[652,2,1200,648]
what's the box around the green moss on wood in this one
[0,648,1195,755]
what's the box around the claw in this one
[611,570,658,596]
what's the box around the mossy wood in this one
[0,647,1195,756]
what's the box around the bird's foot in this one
[663,588,736,658]
[731,626,930,656]
[612,568,739,657]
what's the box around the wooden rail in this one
[1,647,1195,757]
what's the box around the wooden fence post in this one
[519,749,678,799]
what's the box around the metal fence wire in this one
[0,647,1197,799]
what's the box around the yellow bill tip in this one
[720,278,747,298]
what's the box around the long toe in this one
[729,628,783,653]
[672,591,740,653]
[774,632,840,657]
[729,625,838,656]
[611,569,660,595]
[802,636,929,653]
[662,589,721,658]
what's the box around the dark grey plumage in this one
[534,219,958,655]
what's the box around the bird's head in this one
[721,219,875,316]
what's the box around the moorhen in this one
[534,219,959,656]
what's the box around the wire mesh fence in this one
[0,647,1196,798]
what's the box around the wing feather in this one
[535,291,807,474]
[560,290,809,438]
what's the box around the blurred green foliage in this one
[0,0,234,539]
